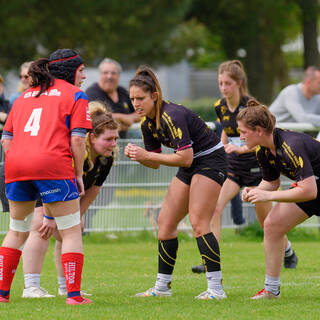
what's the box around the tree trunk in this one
[298,0,319,68]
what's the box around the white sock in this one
[155,273,172,292]
[24,273,40,289]
[265,275,280,295]
[285,241,293,257]
[58,276,66,290]
[206,271,224,294]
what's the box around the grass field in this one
[1,228,320,320]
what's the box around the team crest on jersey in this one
[123,102,129,109]
[220,106,227,115]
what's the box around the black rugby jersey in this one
[256,128,320,182]
[214,96,259,173]
[141,101,221,158]
[83,154,113,190]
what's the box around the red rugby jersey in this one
[4,79,92,183]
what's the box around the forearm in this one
[80,186,100,217]
[71,136,86,177]
[0,112,7,123]
[144,150,193,168]
[1,139,11,152]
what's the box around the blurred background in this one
[1,0,319,120]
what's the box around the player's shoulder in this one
[214,98,226,109]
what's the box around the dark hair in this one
[236,99,275,134]
[28,58,55,97]
[129,65,163,129]
[219,60,248,96]
[48,49,84,85]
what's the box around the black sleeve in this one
[282,138,314,181]
[256,146,280,181]
[141,119,161,152]
[95,157,114,186]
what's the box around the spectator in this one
[9,61,32,107]
[0,75,10,136]
[269,66,320,127]
[86,58,140,138]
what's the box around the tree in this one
[296,0,320,68]
[0,0,197,71]
[187,0,301,103]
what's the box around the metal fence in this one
[1,122,320,234]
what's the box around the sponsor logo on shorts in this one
[40,188,61,196]
[67,192,79,199]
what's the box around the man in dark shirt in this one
[85,58,140,138]
[0,75,10,135]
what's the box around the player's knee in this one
[10,212,34,232]
[55,211,80,230]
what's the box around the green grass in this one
[1,229,320,319]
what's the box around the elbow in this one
[309,189,317,200]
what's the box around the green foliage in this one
[179,97,218,121]
[0,0,197,71]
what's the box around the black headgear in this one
[48,49,84,85]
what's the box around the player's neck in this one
[226,94,240,111]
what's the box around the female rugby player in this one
[125,65,228,300]
[238,99,320,299]
[192,60,297,273]
[0,49,92,305]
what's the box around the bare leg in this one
[264,203,307,277]
[2,200,35,249]
[210,179,240,241]
[22,207,49,274]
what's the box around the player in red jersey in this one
[0,49,92,305]
[21,101,118,298]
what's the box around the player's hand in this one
[76,175,85,197]
[246,188,271,203]
[241,187,253,202]
[39,217,57,240]
[224,143,241,154]
[126,144,148,161]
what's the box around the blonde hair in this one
[85,101,119,170]
[236,99,275,134]
[219,60,248,96]
[129,65,163,129]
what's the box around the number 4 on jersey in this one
[24,108,43,136]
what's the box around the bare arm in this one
[125,143,193,169]
[71,135,86,196]
[0,112,7,123]
[1,139,11,152]
[80,185,101,217]
[112,112,140,126]
[244,176,317,203]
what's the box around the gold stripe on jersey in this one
[162,112,182,140]
[282,141,299,168]
[214,99,222,108]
